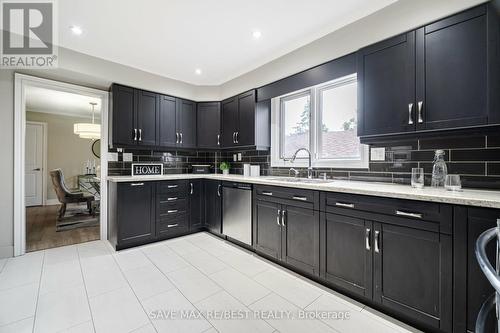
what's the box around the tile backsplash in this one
[109,133,500,189]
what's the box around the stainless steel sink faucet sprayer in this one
[288,148,313,179]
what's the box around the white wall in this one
[0,0,487,257]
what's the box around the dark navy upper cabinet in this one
[111,84,138,147]
[111,84,159,148]
[357,32,416,136]
[221,90,270,149]
[197,102,221,149]
[136,90,158,146]
[358,4,500,138]
[221,96,238,147]
[176,99,197,149]
[416,6,489,131]
[158,95,177,147]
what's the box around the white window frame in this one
[271,73,369,169]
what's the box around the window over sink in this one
[271,74,368,168]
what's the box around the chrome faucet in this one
[289,148,313,179]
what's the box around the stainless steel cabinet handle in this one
[175,132,179,144]
[374,230,380,253]
[235,132,239,144]
[167,210,178,214]
[281,210,286,227]
[262,191,273,196]
[277,209,281,226]
[408,103,414,125]
[335,202,354,208]
[232,132,236,144]
[217,134,220,146]
[395,210,423,219]
[217,184,221,197]
[365,228,371,251]
[292,196,308,201]
[130,183,144,186]
[33,168,41,171]
[167,224,179,228]
[190,183,194,195]
[138,129,142,142]
[167,197,178,201]
[167,185,178,188]
[133,129,138,141]
[417,101,424,123]
[180,133,183,144]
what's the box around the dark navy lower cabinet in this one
[321,213,373,299]
[204,180,222,234]
[253,185,320,276]
[108,181,156,250]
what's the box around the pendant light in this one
[74,102,100,139]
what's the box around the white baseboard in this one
[0,245,14,258]
[45,199,60,206]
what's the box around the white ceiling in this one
[58,0,397,86]
[26,86,101,118]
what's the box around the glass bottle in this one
[431,150,448,187]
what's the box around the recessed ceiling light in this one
[195,68,202,75]
[70,26,83,35]
[252,30,262,39]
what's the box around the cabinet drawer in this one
[157,200,188,219]
[157,213,189,237]
[157,180,188,196]
[255,185,319,210]
[321,192,452,233]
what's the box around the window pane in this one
[319,81,360,159]
[281,94,310,159]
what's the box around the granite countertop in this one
[107,174,500,209]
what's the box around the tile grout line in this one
[76,244,99,333]
[109,251,161,333]
[31,251,46,333]
[139,245,219,333]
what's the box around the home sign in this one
[132,163,163,176]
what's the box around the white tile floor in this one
[0,232,422,333]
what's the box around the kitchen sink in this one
[267,177,334,184]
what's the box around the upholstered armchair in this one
[49,169,95,220]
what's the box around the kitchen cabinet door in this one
[197,102,221,149]
[254,200,282,260]
[111,84,136,146]
[416,7,488,130]
[136,90,158,146]
[281,205,319,276]
[323,213,373,299]
[177,99,197,148]
[205,180,222,234]
[357,32,416,137]
[158,95,177,147]
[373,222,452,332]
[117,182,155,246]
[235,90,255,146]
[189,180,204,230]
[221,97,238,147]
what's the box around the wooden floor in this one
[26,205,100,252]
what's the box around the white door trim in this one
[14,73,109,256]
[25,121,48,206]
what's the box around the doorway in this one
[14,74,109,256]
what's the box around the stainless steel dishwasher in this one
[222,182,252,246]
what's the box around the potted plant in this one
[220,162,230,175]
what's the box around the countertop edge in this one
[106,174,500,209]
